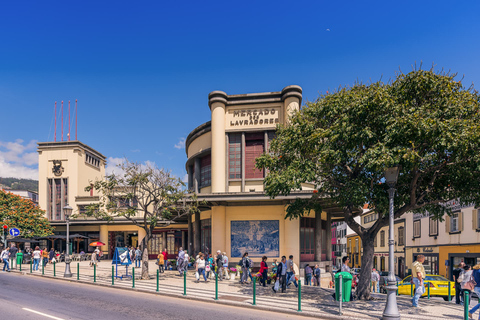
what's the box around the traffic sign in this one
[9,228,20,237]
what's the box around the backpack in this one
[239,259,244,268]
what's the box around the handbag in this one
[273,279,280,291]
[463,275,476,291]
[206,265,211,272]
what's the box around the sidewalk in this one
[11,260,468,320]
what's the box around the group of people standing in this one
[193,250,227,282]
[452,261,480,319]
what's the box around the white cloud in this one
[182,174,188,183]
[105,157,126,176]
[174,137,186,150]
[0,139,39,179]
[326,28,331,32]
[131,149,140,153]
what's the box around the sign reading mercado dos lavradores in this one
[226,106,281,129]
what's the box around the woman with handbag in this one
[461,265,474,307]
[469,264,480,319]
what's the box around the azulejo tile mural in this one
[231,220,279,257]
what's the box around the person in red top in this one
[260,256,269,287]
[162,248,168,268]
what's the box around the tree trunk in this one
[140,231,150,280]
[356,234,375,300]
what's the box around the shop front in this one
[440,244,480,280]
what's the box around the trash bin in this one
[335,272,353,302]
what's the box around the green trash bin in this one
[335,272,353,302]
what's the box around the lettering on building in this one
[229,108,279,127]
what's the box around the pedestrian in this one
[222,252,229,280]
[259,256,268,287]
[94,247,101,262]
[157,251,165,273]
[195,253,207,282]
[9,244,18,268]
[135,247,142,268]
[371,268,380,293]
[468,263,480,319]
[453,262,466,305]
[129,246,135,261]
[183,250,189,274]
[272,259,278,273]
[206,253,214,279]
[16,249,23,266]
[411,255,426,308]
[162,248,168,269]
[305,264,313,286]
[177,247,185,275]
[286,255,298,288]
[461,265,474,307]
[215,250,224,281]
[313,264,321,286]
[240,252,250,284]
[42,247,48,267]
[1,247,10,272]
[90,251,97,266]
[32,246,41,271]
[341,256,351,272]
[272,256,287,293]
[49,248,55,264]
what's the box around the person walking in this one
[215,250,223,281]
[468,263,480,319]
[461,265,474,307]
[16,249,23,267]
[9,244,18,269]
[287,255,298,288]
[411,255,426,308]
[183,250,189,274]
[341,256,351,272]
[272,259,278,273]
[454,262,466,305]
[195,253,208,282]
[135,247,142,268]
[49,248,55,264]
[157,251,165,273]
[1,247,10,272]
[32,246,41,271]
[41,247,48,267]
[313,264,321,286]
[259,256,268,287]
[304,264,313,286]
[177,247,185,275]
[272,256,287,293]
[222,252,229,280]
[90,250,97,267]
[240,252,250,284]
[371,268,380,293]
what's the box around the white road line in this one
[22,308,66,320]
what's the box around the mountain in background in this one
[0,177,38,192]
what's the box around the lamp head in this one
[63,204,73,219]
[385,165,400,188]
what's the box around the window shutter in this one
[459,211,464,232]
[473,209,478,230]
[445,215,450,233]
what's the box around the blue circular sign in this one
[9,228,20,237]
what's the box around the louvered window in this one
[229,133,241,179]
[245,132,264,179]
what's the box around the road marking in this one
[22,308,66,320]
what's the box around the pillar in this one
[187,165,193,191]
[281,85,302,124]
[188,213,193,255]
[162,232,167,254]
[194,158,201,193]
[99,224,108,256]
[241,132,245,192]
[326,213,332,261]
[211,206,226,253]
[209,91,227,193]
[284,212,300,266]
[194,210,201,255]
[315,211,323,262]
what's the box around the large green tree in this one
[256,69,480,299]
[83,159,200,280]
[0,189,54,241]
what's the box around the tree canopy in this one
[0,189,54,238]
[256,68,480,299]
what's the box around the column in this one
[187,165,193,191]
[182,231,186,250]
[315,211,322,262]
[194,211,201,255]
[211,206,226,253]
[194,158,201,193]
[281,85,302,124]
[188,214,193,255]
[284,211,300,266]
[209,91,227,193]
[162,232,167,254]
[99,225,109,257]
[241,132,245,192]
[326,213,332,262]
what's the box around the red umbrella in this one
[89,241,105,247]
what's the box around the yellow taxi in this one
[397,274,455,301]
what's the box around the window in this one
[380,230,385,247]
[429,217,438,236]
[355,238,359,253]
[245,132,264,179]
[47,178,68,221]
[148,233,165,256]
[201,219,211,254]
[300,218,315,260]
[374,235,377,247]
[476,209,480,230]
[228,133,241,179]
[398,226,405,246]
[85,152,101,168]
[348,239,351,253]
[200,155,211,187]
[413,220,421,238]
[451,212,460,232]
[363,213,379,224]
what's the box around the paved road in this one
[0,272,309,320]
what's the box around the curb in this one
[12,269,363,320]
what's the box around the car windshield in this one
[425,275,449,281]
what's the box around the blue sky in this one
[1,1,479,181]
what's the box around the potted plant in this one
[235,265,242,277]
[229,267,237,280]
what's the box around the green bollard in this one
[54,261,56,277]
[396,281,398,296]
[183,271,186,296]
[411,280,413,297]
[112,266,114,285]
[464,291,470,320]
[30,259,32,273]
[298,280,302,312]
[448,282,451,301]
[132,267,135,288]
[215,273,219,300]
[94,264,96,283]
[77,263,79,280]
[252,276,256,305]
[427,282,430,299]
[156,269,159,292]
[42,260,44,275]
[19,260,21,272]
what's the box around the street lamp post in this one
[63,204,73,278]
[382,166,401,320]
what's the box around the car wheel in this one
[443,297,450,301]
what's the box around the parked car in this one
[397,274,455,301]
[379,273,402,293]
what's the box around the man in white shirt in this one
[1,248,10,272]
